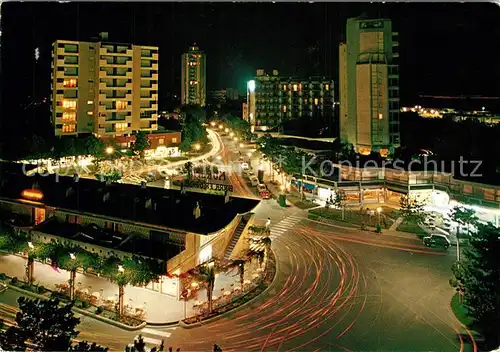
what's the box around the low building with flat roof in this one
[0,162,260,299]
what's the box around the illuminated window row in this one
[282,83,330,91]
[62,100,77,109]
[62,112,76,121]
[63,79,77,88]
[62,124,76,133]
[115,122,128,132]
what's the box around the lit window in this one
[378,113,383,120]
[299,83,302,90]
[87,111,93,115]
[325,84,329,91]
[283,105,287,112]
[159,138,165,145]
[293,84,298,92]
[172,137,177,143]
[62,100,77,109]
[314,98,319,106]
[283,85,286,91]
[63,79,77,88]
[116,101,127,110]
[62,124,76,133]
[115,122,128,132]
[62,112,76,121]
[87,100,93,105]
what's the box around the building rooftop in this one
[0,162,260,235]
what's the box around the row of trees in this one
[0,227,164,318]
[219,114,253,141]
[179,105,208,152]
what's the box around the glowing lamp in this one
[248,80,256,93]
[21,189,43,201]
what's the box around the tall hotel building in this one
[246,69,334,132]
[339,17,400,155]
[181,44,206,107]
[50,32,159,137]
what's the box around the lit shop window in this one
[314,98,319,106]
[282,105,287,112]
[116,101,127,110]
[62,112,76,121]
[283,85,286,91]
[62,100,77,109]
[115,123,128,132]
[325,84,329,91]
[62,124,76,133]
[63,79,77,88]
[293,84,298,92]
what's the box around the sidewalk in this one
[0,254,260,324]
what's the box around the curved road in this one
[151,212,476,351]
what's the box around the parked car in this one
[423,234,451,249]
[249,176,259,186]
[257,184,271,199]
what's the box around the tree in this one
[449,205,479,263]
[195,264,216,313]
[125,335,164,352]
[451,223,500,349]
[70,341,109,351]
[261,237,272,264]
[331,191,347,220]
[179,105,208,152]
[227,259,246,285]
[132,131,151,159]
[399,194,426,224]
[0,297,80,351]
[184,161,193,181]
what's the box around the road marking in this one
[269,215,303,239]
[135,336,164,346]
[141,328,173,338]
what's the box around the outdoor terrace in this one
[33,218,183,261]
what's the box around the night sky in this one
[1,2,499,114]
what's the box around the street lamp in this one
[218,124,223,130]
[210,121,216,127]
[239,143,244,148]
[28,242,34,249]
[118,265,125,273]
[193,144,201,151]
[229,132,234,138]
[69,252,76,260]
[234,137,238,142]
[105,146,114,155]
[247,152,252,158]
[376,207,382,223]
[224,128,229,133]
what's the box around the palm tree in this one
[261,237,272,264]
[196,264,216,313]
[227,259,246,284]
[184,162,193,182]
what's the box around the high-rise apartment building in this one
[247,69,281,131]
[279,77,335,134]
[181,44,206,107]
[246,69,335,132]
[50,33,159,137]
[339,17,400,155]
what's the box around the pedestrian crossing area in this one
[269,214,303,240]
[134,327,175,348]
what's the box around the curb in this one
[146,320,180,328]
[179,249,279,329]
[5,283,145,331]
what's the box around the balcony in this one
[392,41,399,47]
[98,93,131,101]
[392,52,399,58]
[98,82,132,90]
[141,73,159,80]
[140,83,158,90]
[140,94,158,101]
[99,59,133,68]
[98,70,131,79]
[99,47,133,57]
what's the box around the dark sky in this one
[1,2,500,113]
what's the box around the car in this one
[423,234,451,249]
[257,184,267,193]
[260,190,271,199]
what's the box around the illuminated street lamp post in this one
[218,124,223,130]
[69,252,77,300]
[118,264,125,317]
[229,132,234,138]
[376,207,382,233]
[105,146,114,155]
[193,144,201,152]
[26,242,35,285]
